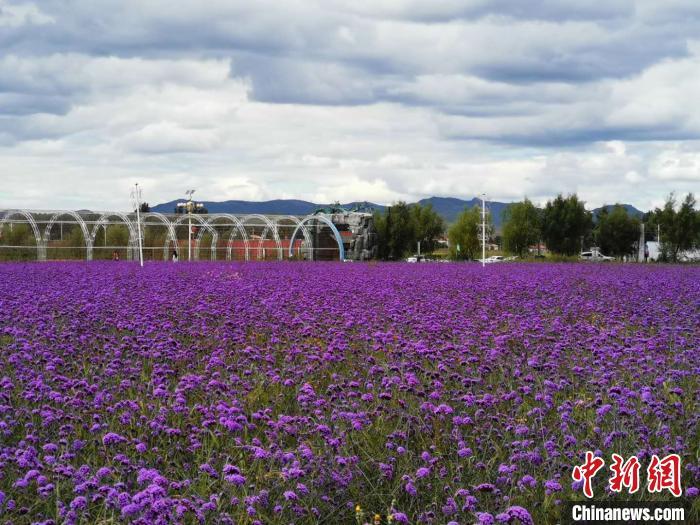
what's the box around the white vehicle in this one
[679,249,700,262]
[478,255,505,263]
[580,249,613,261]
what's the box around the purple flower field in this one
[0,262,698,524]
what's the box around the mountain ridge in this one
[152,197,645,228]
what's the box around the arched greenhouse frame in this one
[0,209,351,262]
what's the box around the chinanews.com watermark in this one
[562,501,689,524]
[562,452,696,524]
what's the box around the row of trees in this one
[499,193,699,261]
[0,222,186,261]
[373,202,445,260]
[0,223,130,261]
[646,193,699,262]
[373,195,600,261]
[373,192,699,262]
[499,195,595,257]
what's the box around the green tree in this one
[374,203,445,259]
[372,210,389,260]
[502,198,541,257]
[595,205,641,259]
[0,223,38,261]
[385,202,414,259]
[448,206,490,260]
[651,193,699,262]
[66,227,87,259]
[372,202,418,260]
[107,224,129,247]
[144,226,168,260]
[541,194,593,255]
[92,224,131,259]
[410,203,445,254]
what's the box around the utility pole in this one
[130,183,144,267]
[481,193,486,267]
[185,189,195,261]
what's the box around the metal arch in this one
[89,212,138,261]
[43,210,92,260]
[276,215,313,260]
[288,214,346,261]
[241,214,281,261]
[172,214,219,261]
[193,216,220,261]
[140,212,178,260]
[257,225,273,260]
[241,214,283,260]
[0,210,43,260]
[204,214,250,261]
[0,209,346,263]
[172,214,217,261]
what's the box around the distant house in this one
[645,241,700,262]
[529,243,548,255]
[645,241,660,261]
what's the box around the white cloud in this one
[0,1,53,27]
[118,122,222,154]
[649,147,700,181]
[0,0,699,213]
[311,176,400,204]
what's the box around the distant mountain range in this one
[591,204,644,220]
[152,197,644,228]
[152,199,372,217]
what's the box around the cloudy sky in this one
[1,0,699,211]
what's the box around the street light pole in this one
[185,189,195,261]
[131,183,144,267]
[481,193,486,268]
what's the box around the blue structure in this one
[288,214,345,261]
